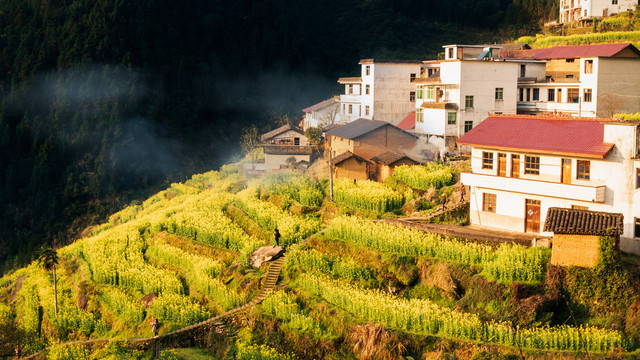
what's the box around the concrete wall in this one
[371,63,422,125]
[550,234,600,267]
[458,61,518,136]
[265,153,311,172]
[596,58,640,117]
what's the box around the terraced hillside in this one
[0,161,638,360]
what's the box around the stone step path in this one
[23,254,287,359]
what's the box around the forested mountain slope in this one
[0,0,556,273]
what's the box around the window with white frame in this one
[495,88,503,100]
[584,89,592,102]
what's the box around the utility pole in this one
[329,150,334,199]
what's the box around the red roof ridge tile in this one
[487,113,618,122]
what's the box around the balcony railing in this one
[262,145,318,155]
[460,172,606,203]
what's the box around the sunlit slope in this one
[1,163,637,359]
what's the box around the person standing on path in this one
[274,228,281,247]
[441,193,446,212]
[460,182,465,201]
[150,316,159,337]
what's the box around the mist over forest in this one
[0,0,556,273]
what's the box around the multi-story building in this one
[337,59,422,125]
[458,114,640,255]
[560,0,639,23]
[512,43,640,118]
[412,45,519,146]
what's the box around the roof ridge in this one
[488,113,618,122]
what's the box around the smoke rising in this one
[404,135,450,163]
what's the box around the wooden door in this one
[525,199,541,233]
[511,155,520,178]
[561,159,572,184]
[498,153,507,177]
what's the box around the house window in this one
[426,86,435,100]
[416,86,423,99]
[568,88,579,103]
[577,160,590,180]
[447,112,456,125]
[533,88,539,101]
[348,104,353,114]
[635,218,640,238]
[366,65,370,76]
[519,88,524,102]
[464,120,473,133]
[410,91,416,102]
[365,106,370,116]
[548,88,555,102]
[584,89,592,102]
[465,95,474,108]
[520,64,526,77]
[482,152,494,169]
[557,88,563,102]
[448,48,454,59]
[416,108,424,123]
[342,104,345,113]
[495,88,504,100]
[410,73,416,82]
[636,168,640,188]
[566,59,575,63]
[524,155,540,175]
[613,0,618,4]
[483,193,496,213]
[585,60,593,74]
[348,84,354,94]
[365,84,370,95]
[294,137,300,145]
[526,88,531,101]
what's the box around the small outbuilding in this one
[332,151,372,181]
[543,207,624,268]
[370,151,419,181]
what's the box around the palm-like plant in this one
[37,246,59,317]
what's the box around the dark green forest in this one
[0,0,556,273]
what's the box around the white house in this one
[412,45,519,147]
[458,113,640,255]
[337,59,423,125]
[302,96,340,130]
[560,0,639,23]
[510,43,640,118]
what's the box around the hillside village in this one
[7,2,640,360]
[258,40,640,259]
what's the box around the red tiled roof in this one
[456,114,615,158]
[503,43,640,60]
[397,111,415,130]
